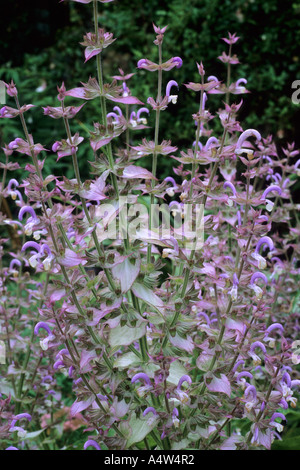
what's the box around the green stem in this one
[147,42,163,264]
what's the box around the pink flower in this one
[52,133,84,160]
[137,57,182,72]
[4,80,18,97]
[222,32,240,45]
[34,322,55,351]
[43,103,85,119]
[59,248,87,267]
[131,373,151,386]
[166,80,179,104]
[84,440,101,450]
[0,104,34,118]
[80,29,116,62]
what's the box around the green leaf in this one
[109,323,147,348]
[131,282,164,307]
[0,379,15,398]
[272,435,300,450]
[113,352,142,368]
[24,429,45,440]
[126,414,159,448]
[112,258,141,293]
[171,439,190,450]
[167,360,188,386]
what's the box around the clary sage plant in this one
[0,0,300,451]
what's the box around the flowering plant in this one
[0,0,299,451]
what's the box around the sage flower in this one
[251,236,274,269]
[84,440,101,450]
[249,272,268,300]
[261,185,282,212]
[166,80,179,104]
[34,322,55,351]
[235,129,261,156]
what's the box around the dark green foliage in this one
[1,0,299,180]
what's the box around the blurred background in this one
[0,0,299,181]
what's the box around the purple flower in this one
[223,181,237,207]
[131,373,151,386]
[41,375,53,384]
[106,111,120,123]
[9,413,32,439]
[34,322,52,336]
[84,440,101,450]
[232,78,248,94]
[166,80,179,104]
[9,259,22,273]
[222,32,240,45]
[143,407,157,416]
[52,133,84,161]
[265,323,284,336]
[249,341,267,365]
[172,57,183,68]
[232,360,245,372]
[162,236,179,259]
[193,141,203,150]
[136,107,149,124]
[137,59,148,69]
[53,360,65,370]
[236,371,253,383]
[137,56,182,72]
[251,236,274,269]
[4,80,18,97]
[56,349,70,359]
[250,341,267,354]
[196,311,210,325]
[294,159,300,176]
[249,272,268,300]
[164,176,178,197]
[18,206,38,222]
[281,372,291,387]
[177,375,192,390]
[256,236,274,253]
[261,185,282,211]
[21,241,40,253]
[172,408,180,427]
[250,272,268,285]
[228,273,239,301]
[6,178,19,198]
[244,384,257,400]
[236,371,253,391]
[235,129,261,155]
[10,413,31,429]
[18,206,40,236]
[34,322,55,351]
[270,413,286,433]
[264,323,284,348]
[204,136,219,150]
